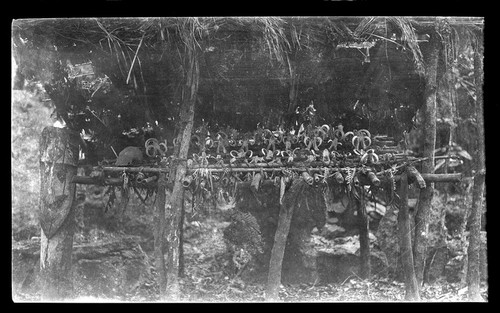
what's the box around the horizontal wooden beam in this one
[419,173,463,182]
[71,172,462,188]
[71,175,163,187]
[100,166,169,173]
[93,155,459,174]
[389,173,463,183]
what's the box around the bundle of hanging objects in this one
[82,122,461,213]
[180,123,407,191]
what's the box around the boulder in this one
[227,182,326,284]
[444,231,488,283]
[12,235,152,300]
[321,223,346,239]
[304,233,388,284]
[227,182,393,285]
[375,201,401,279]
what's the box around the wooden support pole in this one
[165,25,199,300]
[266,179,306,301]
[414,29,440,286]
[357,187,371,279]
[467,40,485,302]
[154,172,168,299]
[178,189,186,278]
[39,126,79,300]
[398,170,420,301]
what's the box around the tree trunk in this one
[39,126,79,300]
[398,170,420,301]
[467,41,485,302]
[153,172,167,299]
[357,187,371,279]
[413,31,439,286]
[266,178,306,301]
[164,24,199,300]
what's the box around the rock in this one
[225,182,392,285]
[12,240,40,297]
[444,231,488,283]
[230,182,326,284]
[326,217,339,224]
[12,235,152,300]
[321,223,346,239]
[424,246,449,283]
[304,234,388,284]
[375,202,400,278]
[365,200,386,217]
[445,254,465,283]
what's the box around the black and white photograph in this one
[11,16,486,302]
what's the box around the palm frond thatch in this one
[352,17,425,75]
[390,17,425,75]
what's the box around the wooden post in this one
[467,40,485,302]
[398,170,420,301]
[39,126,79,300]
[265,178,306,301]
[164,20,199,300]
[178,189,186,278]
[356,187,371,279]
[154,172,167,299]
[414,29,440,286]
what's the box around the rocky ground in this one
[12,215,488,302]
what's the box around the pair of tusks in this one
[360,149,379,164]
[304,136,323,150]
[145,138,168,157]
[230,150,253,159]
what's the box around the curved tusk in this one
[352,136,358,148]
[359,129,371,138]
[364,137,372,148]
[316,137,323,147]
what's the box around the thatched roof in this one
[11,17,483,160]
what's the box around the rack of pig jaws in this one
[71,124,464,192]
